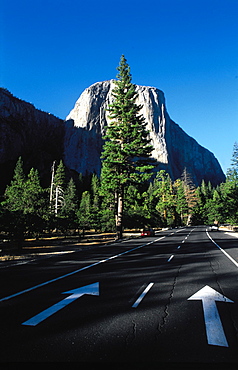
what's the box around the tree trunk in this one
[115,188,124,240]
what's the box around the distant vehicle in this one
[209,225,219,231]
[141,228,155,237]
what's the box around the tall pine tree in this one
[100,55,156,238]
[4,157,26,212]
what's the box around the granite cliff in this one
[0,83,225,194]
[64,80,225,186]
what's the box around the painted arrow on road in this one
[188,285,233,347]
[22,282,100,326]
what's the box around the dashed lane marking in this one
[167,255,174,262]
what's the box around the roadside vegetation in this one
[0,142,237,250]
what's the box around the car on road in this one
[209,225,219,231]
[141,228,155,237]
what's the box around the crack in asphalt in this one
[125,320,137,347]
[157,263,182,335]
[156,232,192,336]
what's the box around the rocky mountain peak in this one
[0,83,225,192]
[64,80,225,186]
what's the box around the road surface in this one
[0,226,238,363]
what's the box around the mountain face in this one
[64,80,225,186]
[0,82,225,194]
[0,88,64,193]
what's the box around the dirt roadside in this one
[0,231,142,263]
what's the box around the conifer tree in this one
[4,157,26,212]
[181,168,197,225]
[54,160,66,190]
[62,178,78,219]
[220,144,238,224]
[77,191,91,236]
[90,174,101,231]
[100,55,155,239]
[174,178,188,225]
[3,159,47,244]
[23,168,46,216]
[153,170,175,226]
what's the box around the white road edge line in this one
[0,236,166,303]
[206,230,238,268]
[132,282,154,308]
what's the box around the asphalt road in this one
[0,226,238,364]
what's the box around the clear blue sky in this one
[1,0,237,174]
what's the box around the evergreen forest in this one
[0,141,237,247]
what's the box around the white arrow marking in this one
[188,285,233,347]
[22,282,99,326]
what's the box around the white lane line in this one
[0,236,166,303]
[177,246,181,249]
[206,230,238,268]
[167,255,174,262]
[132,283,154,308]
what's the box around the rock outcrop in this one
[0,82,225,194]
[64,80,225,186]
[0,88,64,193]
